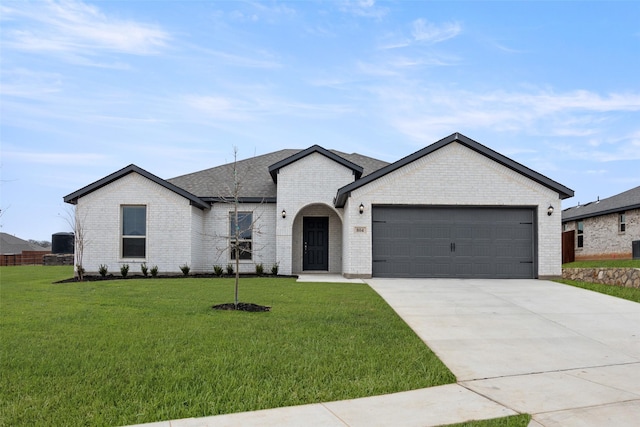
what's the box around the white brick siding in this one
[205,202,277,273]
[275,153,353,275]
[343,142,563,278]
[77,172,198,274]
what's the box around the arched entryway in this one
[291,204,343,274]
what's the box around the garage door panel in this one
[372,207,535,279]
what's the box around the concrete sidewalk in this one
[128,278,640,427]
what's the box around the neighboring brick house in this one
[0,233,51,266]
[64,133,573,279]
[562,185,640,260]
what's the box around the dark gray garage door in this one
[372,206,536,278]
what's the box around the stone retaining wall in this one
[562,268,640,288]
[43,254,74,266]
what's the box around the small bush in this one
[226,264,234,275]
[98,264,108,277]
[271,263,279,276]
[180,264,190,276]
[120,264,129,277]
[213,265,224,277]
[150,265,158,278]
[140,263,149,277]
[255,263,264,276]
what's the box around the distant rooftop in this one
[1,232,51,255]
[562,185,640,222]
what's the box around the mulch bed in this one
[211,302,271,312]
[54,273,295,284]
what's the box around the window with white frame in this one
[619,212,626,233]
[122,205,146,258]
[230,211,252,260]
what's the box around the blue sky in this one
[1,0,639,241]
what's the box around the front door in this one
[303,217,329,271]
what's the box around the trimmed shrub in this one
[98,264,108,277]
[140,263,149,277]
[255,263,264,276]
[213,265,224,277]
[120,264,129,277]
[271,263,279,276]
[150,265,158,278]
[180,264,190,276]
[226,264,234,275]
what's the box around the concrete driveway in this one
[367,278,640,426]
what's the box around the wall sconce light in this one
[281,209,286,219]
[547,205,554,216]
[359,203,364,214]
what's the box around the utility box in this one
[633,240,640,260]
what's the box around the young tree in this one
[212,147,266,308]
[62,206,88,281]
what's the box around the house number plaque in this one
[354,226,367,233]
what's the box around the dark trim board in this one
[372,205,537,279]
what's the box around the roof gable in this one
[63,164,208,209]
[268,145,364,183]
[334,132,574,207]
[562,185,640,222]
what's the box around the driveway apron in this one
[367,278,640,426]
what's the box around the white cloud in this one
[3,150,109,165]
[369,84,640,163]
[184,93,353,123]
[0,69,63,98]
[190,45,282,69]
[411,19,461,44]
[1,0,170,58]
[339,0,388,19]
[184,95,255,122]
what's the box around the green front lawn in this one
[1,266,455,426]
[442,414,531,427]
[563,260,640,268]
[556,279,640,303]
[561,259,640,303]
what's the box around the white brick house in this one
[64,133,573,279]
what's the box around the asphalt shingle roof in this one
[1,233,50,255]
[562,185,640,222]
[167,149,390,200]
